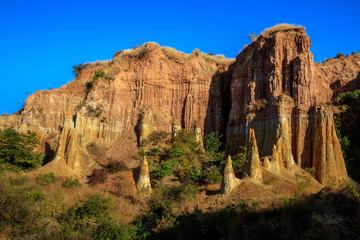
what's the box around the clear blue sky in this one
[0,0,359,114]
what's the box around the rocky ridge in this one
[1,25,359,187]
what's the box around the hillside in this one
[0,24,359,239]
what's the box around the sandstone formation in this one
[136,156,152,194]
[0,43,233,174]
[0,25,357,186]
[226,26,349,185]
[221,155,241,195]
[242,129,262,182]
[38,107,97,175]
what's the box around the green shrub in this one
[62,177,81,188]
[94,221,137,240]
[0,128,45,171]
[203,132,222,153]
[168,146,186,158]
[151,161,177,179]
[24,186,45,201]
[173,130,199,152]
[148,147,162,157]
[9,174,29,186]
[37,172,56,185]
[72,62,90,76]
[187,166,202,181]
[85,81,94,94]
[93,70,105,80]
[203,166,222,184]
[178,184,199,201]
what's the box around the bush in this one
[93,70,105,80]
[0,128,45,171]
[203,166,222,184]
[89,169,108,186]
[148,147,162,157]
[72,62,90,76]
[62,177,81,188]
[203,132,222,153]
[37,172,56,185]
[178,184,199,201]
[151,161,177,179]
[9,174,29,186]
[168,146,186,158]
[186,166,202,181]
[336,52,344,58]
[106,161,128,173]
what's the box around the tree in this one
[0,128,45,171]
[203,132,222,153]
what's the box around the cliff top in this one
[260,23,305,38]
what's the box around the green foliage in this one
[93,70,105,80]
[172,130,199,153]
[9,174,29,186]
[37,172,56,185]
[186,166,202,181]
[203,132,222,153]
[0,179,47,237]
[177,184,199,201]
[334,89,360,181]
[57,194,138,239]
[340,181,360,199]
[203,166,222,184]
[72,62,90,76]
[148,147,162,157]
[0,128,45,171]
[151,160,177,179]
[168,146,186,158]
[62,177,81,188]
[336,89,360,104]
[146,131,169,145]
[231,146,246,170]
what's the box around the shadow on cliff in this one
[331,72,360,98]
[203,64,235,147]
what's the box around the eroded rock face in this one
[221,155,240,194]
[137,156,151,194]
[1,43,233,174]
[243,129,262,182]
[226,28,348,185]
[0,28,355,186]
[38,107,97,176]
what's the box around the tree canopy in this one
[0,128,45,171]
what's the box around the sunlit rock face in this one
[0,43,233,175]
[137,156,151,194]
[221,155,241,195]
[0,28,355,185]
[243,129,262,182]
[226,28,348,185]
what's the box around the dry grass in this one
[260,24,305,38]
[162,47,188,62]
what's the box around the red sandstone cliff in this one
[1,44,234,174]
[1,26,358,185]
[226,26,355,185]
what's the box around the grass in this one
[37,172,56,185]
[260,24,305,38]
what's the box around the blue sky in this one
[0,0,359,114]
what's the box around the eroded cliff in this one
[1,25,358,186]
